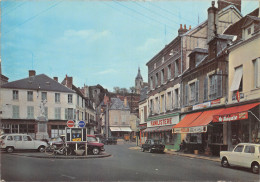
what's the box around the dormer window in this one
[247,28,251,35]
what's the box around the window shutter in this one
[185,84,188,106]
[217,70,222,98]
[74,109,76,120]
[204,77,208,101]
[214,75,217,95]
[65,108,68,120]
[195,80,199,103]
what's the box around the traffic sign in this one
[67,120,74,128]
[78,120,85,128]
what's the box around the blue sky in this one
[1,0,258,91]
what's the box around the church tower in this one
[135,67,143,94]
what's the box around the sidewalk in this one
[129,146,220,162]
[4,151,111,159]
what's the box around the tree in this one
[113,87,120,93]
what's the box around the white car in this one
[0,134,47,153]
[220,143,260,174]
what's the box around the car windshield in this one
[87,137,98,142]
[0,135,6,140]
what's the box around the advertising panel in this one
[213,111,248,122]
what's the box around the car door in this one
[229,145,244,166]
[241,145,255,168]
[23,135,35,149]
[13,135,23,149]
[143,140,150,150]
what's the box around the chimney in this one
[124,97,128,107]
[53,77,58,82]
[207,1,219,43]
[66,76,73,89]
[29,70,36,77]
[218,0,241,12]
[178,24,188,36]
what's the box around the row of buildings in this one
[138,0,260,155]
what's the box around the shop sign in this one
[211,99,221,106]
[213,111,248,122]
[147,115,179,127]
[174,128,190,133]
[189,126,207,133]
[193,102,211,110]
[232,92,244,101]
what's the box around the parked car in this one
[0,134,47,153]
[102,137,117,145]
[141,139,165,153]
[50,135,105,155]
[220,143,260,174]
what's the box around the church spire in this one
[135,67,143,80]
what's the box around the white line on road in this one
[61,174,76,180]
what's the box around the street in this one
[1,143,259,181]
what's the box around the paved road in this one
[1,143,259,181]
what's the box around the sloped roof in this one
[139,86,148,102]
[1,74,74,93]
[110,97,130,110]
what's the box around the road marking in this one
[155,169,159,171]
[61,174,76,180]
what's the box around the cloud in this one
[63,29,110,41]
[96,69,117,75]
[137,38,164,53]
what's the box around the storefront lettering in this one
[211,99,221,105]
[151,118,172,126]
[213,112,248,122]
[193,102,211,110]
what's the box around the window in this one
[13,90,19,100]
[162,56,164,63]
[23,136,32,141]
[41,92,47,101]
[27,91,33,101]
[27,106,34,119]
[161,94,165,113]
[167,64,171,80]
[161,69,164,85]
[150,77,153,90]
[155,97,159,114]
[7,136,13,141]
[244,146,255,153]
[253,59,259,88]
[154,63,156,69]
[167,92,172,110]
[65,108,74,120]
[209,74,217,100]
[149,99,153,115]
[175,89,179,108]
[55,107,61,119]
[174,60,179,77]
[68,94,73,103]
[55,93,60,103]
[230,66,243,92]
[190,82,195,104]
[14,135,22,141]
[155,73,159,87]
[185,84,189,106]
[234,145,244,152]
[217,70,222,98]
[12,105,19,119]
[204,77,208,101]
[77,95,79,106]
[247,27,251,35]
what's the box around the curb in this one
[7,152,111,159]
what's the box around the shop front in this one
[213,102,260,150]
[109,126,132,138]
[142,113,179,150]
[173,108,225,155]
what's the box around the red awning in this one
[189,109,225,127]
[213,103,260,122]
[157,125,174,132]
[173,112,202,128]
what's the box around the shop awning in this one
[173,109,224,133]
[213,103,260,122]
[120,127,132,132]
[110,127,121,131]
[143,127,159,133]
[230,66,243,91]
[157,125,174,132]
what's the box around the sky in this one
[1,0,259,92]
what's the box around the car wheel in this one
[251,163,259,174]
[221,158,229,168]
[148,148,152,153]
[92,147,100,155]
[38,146,45,153]
[6,147,14,153]
[141,147,145,152]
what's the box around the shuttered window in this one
[217,70,223,98]
[195,80,199,103]
[185,84,189,106]
[204,77,208,101]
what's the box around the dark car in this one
[102,137,117,145]
[141,139,165,153]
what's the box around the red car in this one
[48,135,105,155]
